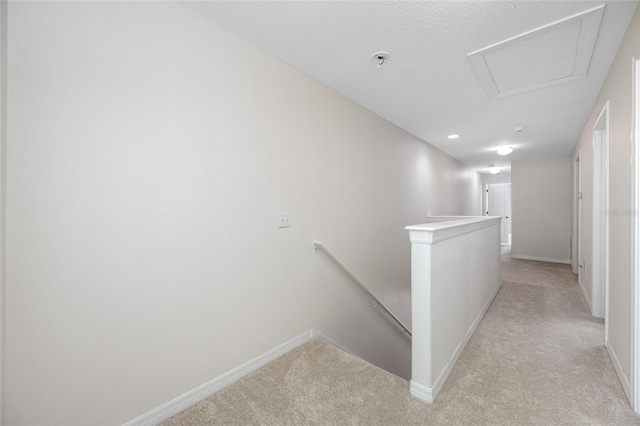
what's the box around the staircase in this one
[160,255,640,425]
[160,339,424,426]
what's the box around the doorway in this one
[592,102,609,322]
[486,183,511,245]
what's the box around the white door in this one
[487,183,511,244]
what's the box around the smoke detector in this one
[372,51,390,67]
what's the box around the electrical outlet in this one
[278,213,291,228]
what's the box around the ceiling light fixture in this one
[514,126,525,133]
[448,134,460,139]
[489,165,500,174]
[497,146,513,155]
[371,51,389,67]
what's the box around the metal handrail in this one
[313,240,412,338]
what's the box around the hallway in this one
[162,250,640,425]
[447,247,638,423]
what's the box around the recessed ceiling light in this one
[448,134,459,139]
[489,165,500,174]
[497,146,513,155]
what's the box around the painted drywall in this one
[408,217,501,402]
[5,2,482,425]
[0,1,6,424]
[482,172,512,185]
[571,4,640,402]
[511,157,571,263]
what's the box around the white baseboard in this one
[606,340,632,405]
[577,278,593,313]
[311,329,352,355]
[410,280,502,403]
[510,254,570,264]
[123,330,314,426]
[409,380,432,402]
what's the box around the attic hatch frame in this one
[467,4,604,99]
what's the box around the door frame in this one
[592,102,610,325]
[572,153,581,275]
[632,58,640,414]
[0,2,7,424]
[575,152,588,308]
[487,183,511,245]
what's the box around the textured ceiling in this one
[468,5,604,98]
[182,1,638,173]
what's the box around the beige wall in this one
[572,3,640,403]
[511,157,572,263]
[4,2,482,424]
[0,1,6,424]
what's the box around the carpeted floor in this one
[161,247,640,425]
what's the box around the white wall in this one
[572,4,640,402]
[4,2,482,425]
[408,217,501,403]
[0,1,6,424]
[511,157,571,263]
[482,171,511,186]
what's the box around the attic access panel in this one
[468,5,604,99]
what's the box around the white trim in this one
[578,278,593,313]
[409,380,433,402]
[510,254,570,264]
[607,340,632,402]
[632,57,640,413]
[426,215,489,222]
[406,216,501,244]
[592,101,610,321]
[122,331,314,426]
[572,153,581,275]
[576,152,583,282]
[409,281,502,403]
[484,184,489,217]
[485,184,512,245]
[0,0,5,423]
[310,329,351,354]
[467,5,604,98]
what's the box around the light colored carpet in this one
[162,250,640,425]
